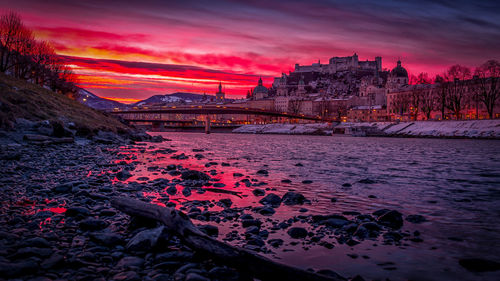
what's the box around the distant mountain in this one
[74,88,125,110]
[132,92,207,106]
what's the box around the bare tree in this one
[420,88,435,120]
[1,12,76,95]
[288,98,302,115]
[474,60,500,119]
[0,12,24,72]
[333,102,346,120]
[392,93,411,118]
[30,40,55,85]
[409,73,433,120]
[445,64,471,120]
[435,75,448,120]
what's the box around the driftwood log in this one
[111,196,345,281]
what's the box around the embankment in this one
[233,120,500,139]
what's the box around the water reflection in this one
[115,133,500,280]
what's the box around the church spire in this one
[218,82,222,93]
[258,77,263,86]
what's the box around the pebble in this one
[287,227,308,239]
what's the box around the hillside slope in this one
[0,73,129,133]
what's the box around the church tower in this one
[215,82,225,103]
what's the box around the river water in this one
[129,133,500,281]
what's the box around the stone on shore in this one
[376,210,403,229]
[259,193,281,207]
[181,170,211,181]
[126,226,164,252]
[459,258,500,272]
[281,191,307,205]
[287,227,308,239]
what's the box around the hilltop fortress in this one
[294,53,382,74]
[134,52,498,122]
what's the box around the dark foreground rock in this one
[459,258,500,272]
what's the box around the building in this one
[252,77,269,100]
[274,96,290,112]
[276,73,289,96]
[386,60,409,93]
[215,82,225,103]
[347,105,388,122]
[294,53,382,74]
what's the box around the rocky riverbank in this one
[0,122,459,281]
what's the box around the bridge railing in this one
[110,104,332,121]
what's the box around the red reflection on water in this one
[47,207,67,214]
[110,143,283,214]
[39,217,52,230]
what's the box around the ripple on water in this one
[126,133,500,281]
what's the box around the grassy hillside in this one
[0,73,129,133]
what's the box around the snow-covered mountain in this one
[74,88,125,110]
[131,92,208,106]
[75,90,234,110]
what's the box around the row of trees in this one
[0,12,76,94]
[392,60,500,120]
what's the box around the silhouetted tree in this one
[445,65,471,119]
[0,12,30,73]
[392,93,411,118]
[0,12,76,95]
[434,75,449,120]
[410,73,434,120]
[474,60,500,119]
[288,98,302,115]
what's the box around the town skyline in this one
[0,0,498,102]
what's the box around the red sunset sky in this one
[1,0,499,103]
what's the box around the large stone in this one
[182,187,192,197]
[322,218,350,228]
[112,271,141,281]
[155,251,194,262]
[79,218,109,231]
[287,227,308,239]
[65,207,90,217]
[252,189,265,196]
[90,232,123,246]
[126,226,164,252]
[459,258,500,272]
[21,237,50,248]
[40,253,64,269]
[181,170,211,181]
[116,170,132,181]
[268,239,284,248]
[166,185,177,195]
[258,206,276,216]
[406,214,427,224]
[117,256,144,269]
[198,224,219,237]
[241,219,262,228]
[208,267,240,281]
[377,210,403,229]
[52,182,76,193]
[0,260,38,277]
[259,193,281,207]
[185,273,210,281]
[23,134,50,141]
[281,192,307,205]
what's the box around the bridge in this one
[110,105,331,133]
